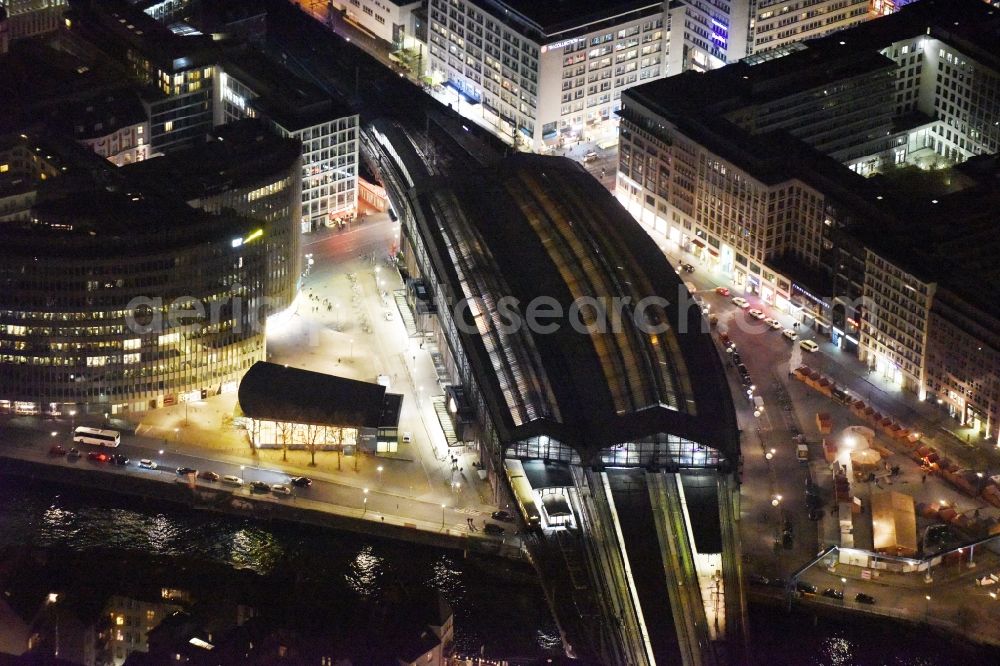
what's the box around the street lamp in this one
[440,503,447,528]
[377,465,384,485]
[363,489,369,516]
[350,338,354,359]
[69,409,76,435]
[925,594,931,620]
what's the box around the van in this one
[782,329,798,341]
[799,339,819,353]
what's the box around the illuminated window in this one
[124,338,141,350]
[0,164,8,172]
[164,120,174,132]
[116,615,124,626]
[124,353,140,364]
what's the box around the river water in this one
[1,477,996,664]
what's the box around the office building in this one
[216,49,360,232]
[750,0,874,55]
[426,0,672,149]
[333,0,423,48]
[617,0,1000,443]
[0,126,301,416]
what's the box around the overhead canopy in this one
[541,494,572,518]
[238,361,392,428]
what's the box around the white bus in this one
[73,426,121,448]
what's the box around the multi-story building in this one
[750,0,874,54]
[333,0,423,48]
[617,0,1000,444]
[665,0,752,73]
[0,126,301,416]
[216,49,360,233]
[0,0,67,52]
[426,0,672,149]
[47,89,152,166]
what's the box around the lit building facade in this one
[0,129,301,416]
[334,0,423,48]
[0,0,66,47]
[750,0,874,54]
[426,0,670,149]
[216,51,360,233]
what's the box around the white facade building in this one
[335,0,422,47]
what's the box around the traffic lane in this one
[7,429,485,532]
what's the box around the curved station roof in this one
[406,153,738,465]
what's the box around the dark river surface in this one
[1,476,996,664]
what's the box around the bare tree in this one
[276,420,295,462]
[304,423,323,467]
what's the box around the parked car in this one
[747,308,766,320]
[271,484,292,496]
[176,466,197,476]
[799,339,820,353]
[49,445,67,456]
[401,432,413,444]
[808,507,824,521]
[491,510,515,522]
[67,447,80,459]
[731,296,750,308]
[198,470,220,482]
[483,523,505,537]
[855,592,876,605]
[795,582,817,595]
[87,451,109,463]
[112,454,129,466]
[250,481,270,494]
[715,286,731,297]
[138,458,157,470]
[767,577,787,589]
[731,351,742,365]
[748,574,770,586]
[583,151,598,163]
[221,475,243,487]
[291,476,312,487]
[681,263,695,273]
[822,588,844,600]
[782,329,799,341]
[765,317,782,330]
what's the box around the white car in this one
[731,297,750,309]
[271,484,292,496]
[401,431,413,444]
[764,318,782,330]
[583,151,598,162]
[747,308,766,320]
[221,475,244,486]
[138,459,157,470]
[800,339,820,353]
[782,329,799,342]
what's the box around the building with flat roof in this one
[329,0,423,49]
[426,0,670,149]
[0,126,301,416]
[216,48,360,233]
[0,0,67,53]
[750,0,875,55]
[616,0,1000,444]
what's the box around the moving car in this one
[198,471,220,482]
[680,263,695,273]
[112,454,129,466]
[765,317,782,330]
[49,445,67,456]
[822,588,844,600]
[799,339,820,353]
[483,523,505,537]
[271,484,292,496]
[747,308,766,320]
[67,447,80,459]
[291,476,312,487]
[583,151,598,162]
[221,475,243,486]
[782,329,799,341]
[176,467,197,476]
[138,459,157,469]
[715,286,730,297]
[855,593,876,605]
[491,510,515,522]
[250,481,270,494]
[731,296,750,308]
[87,451,109,463]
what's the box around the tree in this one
[304,423,323,467]
[276,420,295,462]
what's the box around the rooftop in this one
[238,362,401,429]
[409,153,738,463]
[122,119,302,201]
[220,48,355,132]
[469,0,662,40]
